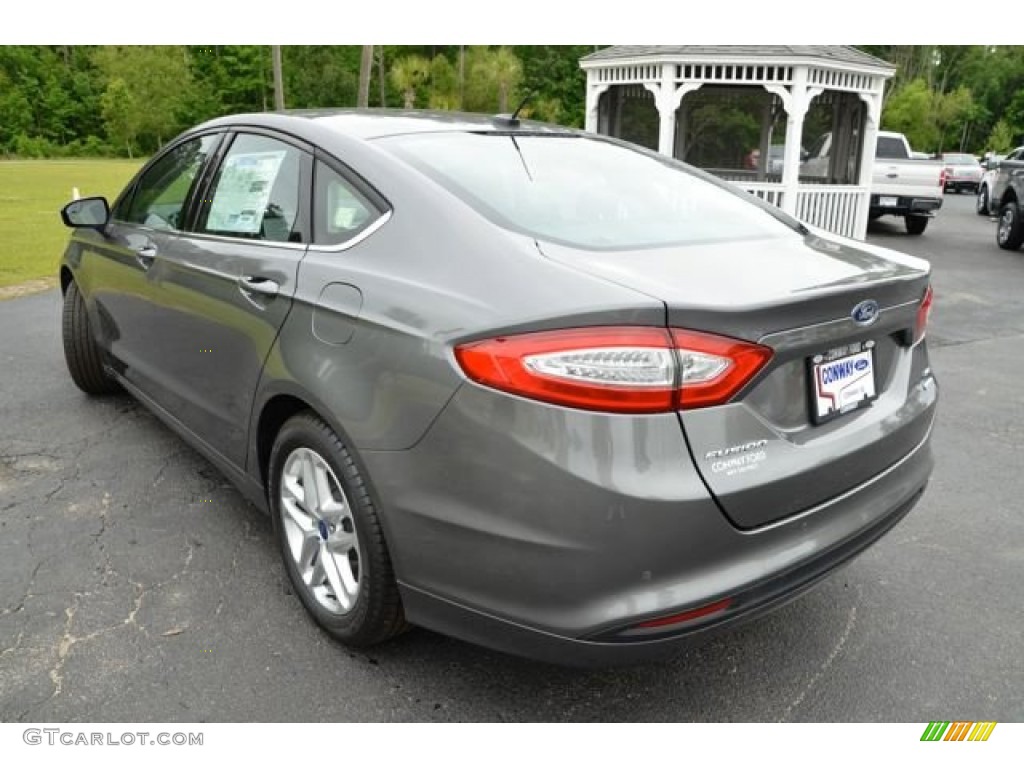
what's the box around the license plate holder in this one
[809,342,877,425]
[879,196,899,207]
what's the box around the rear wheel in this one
[268,411,406,647]
[976,185,990,216]
[62,280,119,395]
[905,215,929,235]
[997,201,1024,251]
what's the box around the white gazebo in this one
[580,46,896,240]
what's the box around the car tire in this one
[996,201,1024,251]
[976,186,990,216]
[905,216,929,236]
[62,280,120,395]
[268,411,407,647]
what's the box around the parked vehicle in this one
[802,130,944,235]
[991,146,1024,250]
[940,152,983,194]
[58,110,938,665]
[976,152,1009,216]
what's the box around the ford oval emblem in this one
[854,359,869,371]
[851,300,880,326]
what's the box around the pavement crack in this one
[48,596,81,699]
[778,595,859,723]
[1,560,43,617]
[0,630,25,658]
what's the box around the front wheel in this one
[976,186,990,216]
[268,411,407,647]
[997,201,1024,251]
[905,215,929,235]
[62,280,120,395]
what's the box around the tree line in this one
[0,45,591,158]
[1,45,1022,158]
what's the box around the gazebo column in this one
[584,76,610,134]
[856,88,884,239]
[766,68,822,218]
[644,67,702,158]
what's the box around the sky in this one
[0,1,1013,45]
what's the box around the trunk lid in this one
[539,231,936,529]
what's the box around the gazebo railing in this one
[736,181,785,207]
[794,185,866,239]
[727,181,866,239]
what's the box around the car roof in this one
[193,108,578,142]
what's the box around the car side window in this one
[197,134,306,243]
[314,161,380,246]
[121,135,219,230]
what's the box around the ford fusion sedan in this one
[58,110,937,664]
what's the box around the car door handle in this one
[238,275,280,297]
[135,245,156,268]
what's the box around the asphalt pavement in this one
[1,192,1022,722]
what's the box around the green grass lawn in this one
[0,159,142,289]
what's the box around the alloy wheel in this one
[999,209,1014,245]
[279,447,361,614]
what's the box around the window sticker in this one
[207,150,286,234]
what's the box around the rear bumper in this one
[399,480,927,666]
[362,378,937,666]
[870,194,943,217]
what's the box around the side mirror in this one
[800,149,809,162]
[61,197,110,231]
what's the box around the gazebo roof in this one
[581,46,895,74]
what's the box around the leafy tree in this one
[93,46,194,151]
[284,46,360,109]
[390,54,431,109]
[100,77,137,157]
[882,79,940,151]
[465,46,523,113]
[985,120,1016,154]
[514,46,590,127]
[428,55,458,110]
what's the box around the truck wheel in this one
[905,216,929,236]
[997,201,1024,250]
[976,186,989,216]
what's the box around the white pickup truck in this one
[803,131,945,235]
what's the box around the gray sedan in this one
[58,110,937,665]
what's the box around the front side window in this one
[121,134,219,230]
[198,134,305,243]
[314,161,379,246]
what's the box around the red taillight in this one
[454,326,773,414]
[914,284,934,344]
[939,168,947,188]
[671,329,774,408]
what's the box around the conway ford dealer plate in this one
[810,341,877,424]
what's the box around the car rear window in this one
[943,154,977,165]
[378,133,797,250]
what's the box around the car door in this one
[81,133,224,394]
[135,130,312,468]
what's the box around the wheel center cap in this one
[317,520,329,540]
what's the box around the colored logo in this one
[854,359,869,371]
[920,722,997,742]
[851,299,880,326]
